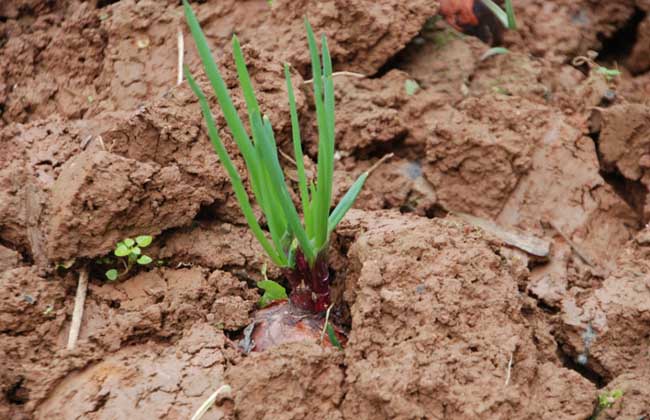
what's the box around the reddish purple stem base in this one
[283,250,330,313]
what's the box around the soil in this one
[1,0,650,419]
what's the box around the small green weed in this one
[257,264,288,308]
[404,79,420,96]
[43,304,54,317]
[481,47,510,61]
[591,389,623,419]
[573,52,621,82]
[598,389,623,409]
[596,66,621,82]
[55,259,75,271]
[104,235,154,281]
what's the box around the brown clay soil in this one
[1,0,650,419]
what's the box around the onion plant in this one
[183,1,372,313]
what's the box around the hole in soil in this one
[589,132,647,222]
[356,132,408,161]
[533,297,560,315]
[0,238,31,265]
[195,205,214,221]
[599,169,647,221]
[96,0,120,8]
[223,326,245,344]
[374,49,407,79]
[556,343,605,388]
[424,204,448,219]
[372,16,441,79]
[5,377,29,405]
[597,8,646,65]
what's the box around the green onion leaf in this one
[284,64,311,231]
[251,111,315,262]
[481,0,508,28]
[305,19,332,253]
[328,172,368,234]
[505,0,517,30]
[184,67,286,266]
[480,47,510,61]
[183,1,268,224]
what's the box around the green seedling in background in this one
[105,235,154,281]
[405,79,420,96]
[55,259,75,271]
[591,389,623,419]
[596,66,621,81]
[481,0,517,30]
[480,46,510,61]
[43,304,54,317]
[598,389,623,410]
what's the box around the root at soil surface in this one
[246,300,345,353]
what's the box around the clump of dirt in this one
[0,245,21,271]
[590,102,650,222]
[556,226,650,381]
[1,0,441,128]
[35,322,233,419]
[597,366,650,420]
[421,95,542,218]
[0,267,75,419]
[159,221,277,278]
[329,70,411,154]
[1,38,310,267]
[336,210,596,418]
[0,265,255,418]
[225,341,344,420]
[398,25,485,104]
[504,0,639,63]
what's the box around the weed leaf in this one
[257,279,288,308]
[405,79,419,95]
[114,244,130,257]
[326,322,342,350]
[137,255,153,265]
[106,269,118,281]
[135,235,153,247]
